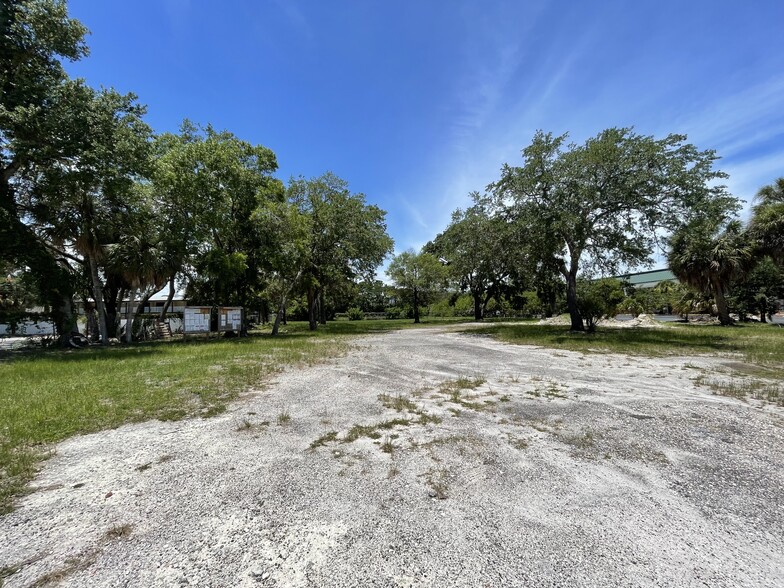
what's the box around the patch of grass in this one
[387,465,400,479]
[309,431,338,449]
[421,435,469,448]
[380,437,395,454]
[471,322,784,369]
[415,412,442,425]
[438,377,493,412]
[0,326,360,513]
[559,429,599,450]
[28,549,99,588]
[276,410,291,426]
[509,436,529,450]
[438,376,486,396]
[695,375,783,406]
[343,412,441,444]
[345,423,388,442]
[377,393,418,412]
[135,462,152,472]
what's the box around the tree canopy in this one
[387,251,446,323]
[491,128,737,331]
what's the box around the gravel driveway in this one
[2,327,783,587]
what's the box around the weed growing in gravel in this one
[508,436,529,450]
[309,431,339,449]
[135,462,152,472]
[387,466,400,478]
[693,375,783,406]
[236,418,253,431]
[27,549,100,588]
[426,467,450,499]
[344,418,411,442]
[438,376,486,396]
[340,412,442,445]
[378,393,418,412]
[559,429,599,451]
[104,524,134,540]
[416,412,442,425]
[380,437,395,454]
[277,410,292,426]
[345,423,387,442]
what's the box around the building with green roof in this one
[614,268,677,289]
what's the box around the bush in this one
[346,306,365,321]
[577,278,626,332]
[616,297,645,317]
[385,305,411,319]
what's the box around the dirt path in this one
[2,327,783,587]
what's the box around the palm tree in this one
[106,214,168,343]
[749,177,784,264]
[667,220,753,325]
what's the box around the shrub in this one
[346,306,365,321]
[577,278,626,332]
[616,297,645,317]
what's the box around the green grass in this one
[0,324,367,513]
[470,322,784,369]
[0,318,472,513]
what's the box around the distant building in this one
[615,268,677,289]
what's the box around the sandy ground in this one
[2,327,783,587]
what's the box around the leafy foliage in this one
[667,219,753,325]
[387,251,447,323]
[491,128,737,331]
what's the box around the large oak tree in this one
[491,128,736,331]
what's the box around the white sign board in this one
[183,306,211,333]
[219,307,243,332]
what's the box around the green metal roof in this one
[617,268,677,288]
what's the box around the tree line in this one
[387,130,783,331]
[0,1,393,344]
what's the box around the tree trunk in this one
[272,271,302,336]
[88,253,109,345]
[565,270,584,331]
[413,288,420,323]
[758,297,767,323]
[272,296,286,336]
[712,279,733,325]
[307,285,317,331]
[473,292,483,321]
[56,295,78,346]
[86,304,99,341]
[160,276,175,319]
[125,287,135,344]
[319,288,327,325]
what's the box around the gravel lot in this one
[2,327,783,587]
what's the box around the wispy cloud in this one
[677,76,784,156]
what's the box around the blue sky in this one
[66,0,784,262]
